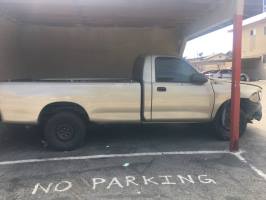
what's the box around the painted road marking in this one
[0,150,230,165]
[234,151,266,181]
[31,175,217,195]
[0,150,265,181]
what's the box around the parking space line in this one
[0,149,265,181]
[0,150,230,166]
[233,151,266,181]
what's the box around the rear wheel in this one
[214,103,247,140]
[44,111,87,151]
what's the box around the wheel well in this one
[214,98,248,120]
[38,102,89,124]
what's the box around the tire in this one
[44,112,87,151]
[214,103,247,140]
[240,74,250,82]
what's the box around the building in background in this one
[188,52,232,72]
[241,13,266,80]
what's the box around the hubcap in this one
[55,124,75,141]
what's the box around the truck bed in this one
[1,78,135,83]
[0,81,141,123]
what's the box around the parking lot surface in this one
[0,81,266,200]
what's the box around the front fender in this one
[210,79,262,119]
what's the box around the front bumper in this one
[241,100,262,121]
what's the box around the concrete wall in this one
[0,0,237,80]
[0,18,22,80]
[1,23,178,80]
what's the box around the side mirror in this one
[190,73,208,85]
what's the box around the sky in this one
[183,12,266,59]
[183,26,233,59]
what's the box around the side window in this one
[155,57,197,83]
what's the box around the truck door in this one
[151,57,214,121]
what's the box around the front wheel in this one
[240,74,250,82]
[44,112,87,151]
[214,103,247,140]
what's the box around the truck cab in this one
[134,55,214,122]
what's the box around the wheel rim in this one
[55,124,75,142]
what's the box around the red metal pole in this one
[230,0,244,152]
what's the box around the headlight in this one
[249,92,261,103]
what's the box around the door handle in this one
[157,87,167,92]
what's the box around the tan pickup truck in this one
[0,55,262,150]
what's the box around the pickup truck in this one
[0,55,262,150]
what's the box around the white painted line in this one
[0,150,230,166]
[232,151,266,181]
[232,150,247,162]
[0,149,265,181]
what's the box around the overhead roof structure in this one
[0,0,236,40]
[244,0,264,18]
[242,12,266,27]
[0,0,249,80]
